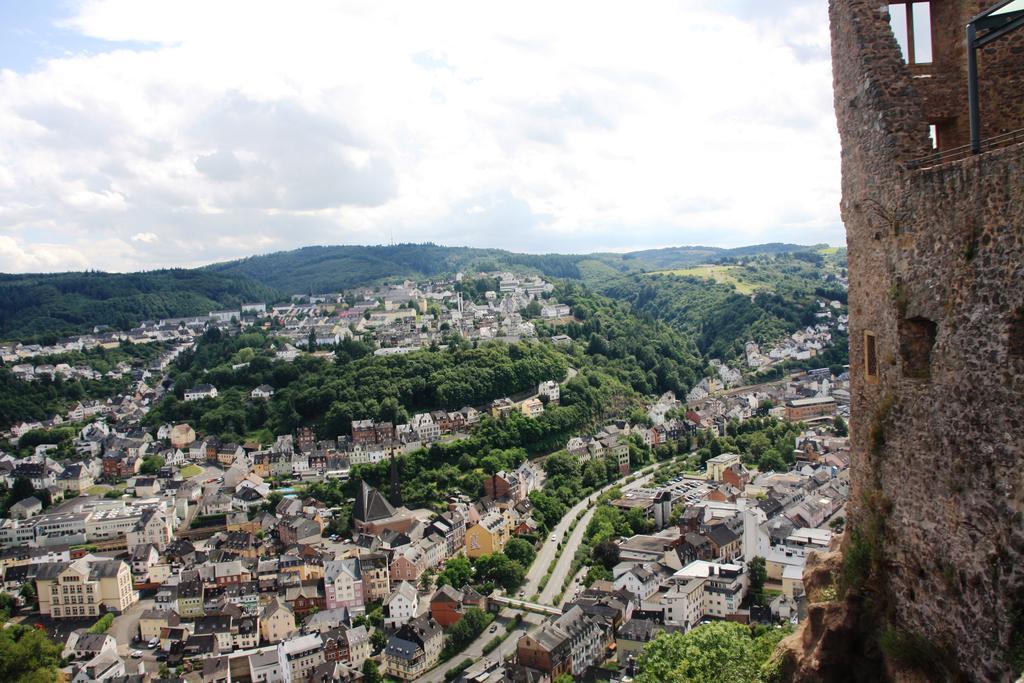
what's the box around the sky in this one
[0,0,841,273]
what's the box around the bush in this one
[88,613,114,634]
[190,513,227,529]
[444,658,475,681]
[482,634,505,655]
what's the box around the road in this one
[538,465,661,605]
[110,597,154,656]
[412,619,533,683]
[412,462,664,682]
[521,464,645,598]
[557,567,588,609]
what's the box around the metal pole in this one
[967,23,981,154]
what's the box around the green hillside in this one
[0,270,281,342]
[206,242,825,293]
[599,251,848,361]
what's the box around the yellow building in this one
[36,558,137,619]
[520,397,544,418]
[465,512,508,559]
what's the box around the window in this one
[899,317,938,379]
[1009,310,1024,359]
[889,2,933,64]
[864,331,879,382]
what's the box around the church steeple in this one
[389,452,403,508]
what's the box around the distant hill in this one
[0,241,835,342]
[0,270,280,342]
[621,242,816,270]
[206,242,825,293]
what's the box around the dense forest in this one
[0,370,133,429]
[144,328,570,442]
[537,283,707,396]
[0,270,280,341]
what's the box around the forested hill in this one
[599,251,848,361]
[0,270,280,342]
[205,242,825,293]
[0,242,837,344]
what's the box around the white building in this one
[384,581,418,629]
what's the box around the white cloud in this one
[0,0,841,273]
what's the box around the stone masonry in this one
[829,0,1024,680]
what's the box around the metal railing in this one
[904,127,1024,171]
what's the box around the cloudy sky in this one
[0,0,840,273]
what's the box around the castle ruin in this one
[782,1,1024,680]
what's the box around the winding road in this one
[411,461,665,682]
[537,465,660,605]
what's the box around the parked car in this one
[147,638,159,648]
[130,650,144,658]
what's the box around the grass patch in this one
[878,628,951,678]
[650,265,757,294]
[180,464,203,478]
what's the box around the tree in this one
[442,608,491,658]
[436,555,473,589]
[18,582,35,608]
[474,553,525,593]
[139,455,165,475]
[748,556,768,606]
[420,567,436,591]
[0,593,15,621]
[504,538,536,567]
[0,623,63,682]
[592,539,620,570]
[832,415,848,437]
[635,622,787,683]
[371,629,388,653]
[8,478,35,507]
[625,508,654,536]
[361,659,383,683]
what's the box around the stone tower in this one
[823,0,1024,679]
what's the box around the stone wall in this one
[828,0,1024,679]
[912,0,1024,150]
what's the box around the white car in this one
[550,535,557,543]
[130,650,144,658]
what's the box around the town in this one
[0,269,851,683]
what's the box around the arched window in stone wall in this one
[899,317,938,379]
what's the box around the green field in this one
[816,246,841,255]
[650,265,757,294]
[86,482,126,495]
[180,464,203,478]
